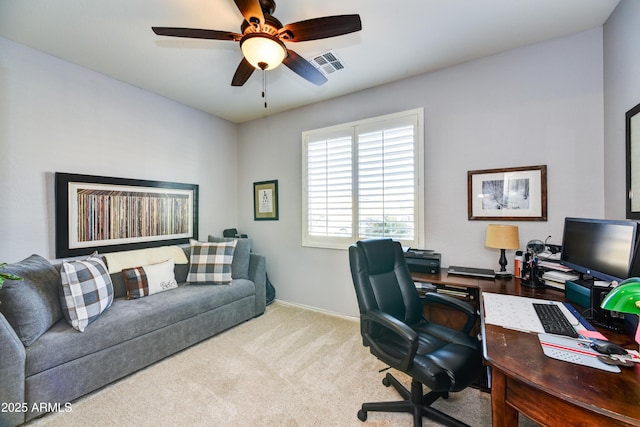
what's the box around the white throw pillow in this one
[122,258,178,299]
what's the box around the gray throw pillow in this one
[208,236,252,280]
[0,254,62,346]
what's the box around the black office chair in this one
[349,239,482,427]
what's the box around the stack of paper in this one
[542,270,579,290]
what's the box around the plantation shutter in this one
[305,131,353,239]
[302,108,423,249]
[357,116,416,241]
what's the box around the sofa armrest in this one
[248,253,267,316]
[0,312,26,427]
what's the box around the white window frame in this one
[302,108,425,250]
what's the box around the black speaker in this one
[566,280,625,331]
[223,228,247,238]
[223,228,239,237]
[591,287,625,323]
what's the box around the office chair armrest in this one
[422,292,475,316]
[362,309,418,371]
[422,292,477,335]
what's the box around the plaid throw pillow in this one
[123,258,178,299]
[59,253,114,332]
[187,240,237,284]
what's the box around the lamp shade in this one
[600,278,640,314]
[485,224,520,250]
[240,33,287,70]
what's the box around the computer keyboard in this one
[533,303,579,338]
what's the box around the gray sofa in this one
[0,243,266,427]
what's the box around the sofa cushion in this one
[208,236,252,280]
[123,259,178,299]
[111,253,189,299]
[109,269,128,299]
[102,245,189,274]
[174,258,190,283]
[187,240,236,284]
[0,254,62,346]
[25,279,256,376]
[59,254,114,332]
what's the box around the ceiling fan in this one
[152,0,362,87]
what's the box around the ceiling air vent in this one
[309,50,345,76]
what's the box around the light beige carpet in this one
[28,301,538,426]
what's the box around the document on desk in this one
[482,292,580,334]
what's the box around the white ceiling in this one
[0,0,620,123]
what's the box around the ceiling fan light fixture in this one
[240,33,287,71]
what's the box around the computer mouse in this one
[590,340,628,355]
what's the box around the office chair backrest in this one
[349,239,423,326]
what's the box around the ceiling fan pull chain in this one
[262,68,267,108]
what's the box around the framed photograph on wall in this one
[254,180,279,221]
[55,173,198,258]
[626,102,640,219]
[467,165,547,221]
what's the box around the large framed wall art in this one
[55,173,198,258]
[467,165,547,221]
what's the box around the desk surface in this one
[412,270,568,298]
[412,271,640,426]
[484,318,640,426]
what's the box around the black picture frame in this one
[253,180,279,221]
[55,172,198,258]
[626,102,640,219]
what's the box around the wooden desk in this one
[412,271,482,333]
[412,271,640,426]
[412,270,568,300]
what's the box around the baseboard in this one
[271,299,359,322]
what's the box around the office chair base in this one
[358,373,470,427]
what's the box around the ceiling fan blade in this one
[152,27,241,41]
[283,50,327,86]
[234,0,265,25]
[279,15,362,42]
[231,58,256,86]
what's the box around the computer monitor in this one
[560,217,639,283]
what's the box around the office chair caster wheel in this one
[382,376,390,387]
[357,409,367,421]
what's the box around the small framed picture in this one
[254,180,279,221]
[468,165,547,221]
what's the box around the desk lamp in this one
[485,224,520,278]
[601,278,640,350]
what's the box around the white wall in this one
[603,0,640,218]
[238,29,606,317]
[0,25,611,318]
[0,37,239,262]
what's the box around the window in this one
[302,108,424,249]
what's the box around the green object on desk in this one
[600,277,640,314]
